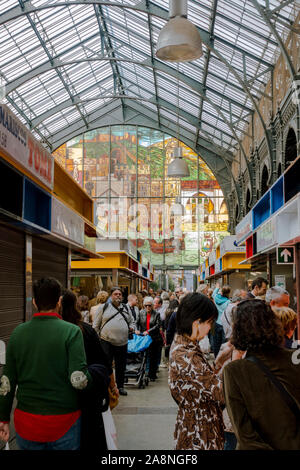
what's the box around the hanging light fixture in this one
[167,65,190,178]
[167,147,190,177]
[156,0,203,62]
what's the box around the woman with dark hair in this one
[169,293,224,450]
[61,290,117,451]
[223,299,300,450]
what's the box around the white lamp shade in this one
[156,16,203,62]
[167,157,190,177]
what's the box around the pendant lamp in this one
[156,0,203,62]
[167,147,190,177]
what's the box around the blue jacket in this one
[212,288,230,324]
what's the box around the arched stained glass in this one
[53,126,229,268]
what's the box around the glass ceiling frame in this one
[1,0,298,167]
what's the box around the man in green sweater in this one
[0,277,92,450]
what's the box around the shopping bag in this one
[102,408,118,450]
[108,387,119,410]
[127,334,152,353]
[4,442,9,450]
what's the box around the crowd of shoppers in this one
[168,278,300,451]
[0,276,300,451]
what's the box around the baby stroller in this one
[124,334,152,389]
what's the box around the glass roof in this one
[1,0,299,155]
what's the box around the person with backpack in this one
[92,287,136,396]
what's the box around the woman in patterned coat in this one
[169,293,225,450]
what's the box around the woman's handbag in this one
[102,408,118,450]
[108,387,119,410]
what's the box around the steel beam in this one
[93,4,126,115]
[250,0,296,78]
[0,0,274,67]
[16,0,88,129]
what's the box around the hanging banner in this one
[0,104,54,189]
[215,258,222,274]
[52,197,84,246]
[256,217,277,252]
[235,212,253,245]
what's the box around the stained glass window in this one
[53,125,229,268]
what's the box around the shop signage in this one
[52,197,84,246]
[0,104,54,189]
[215,258,222,274]
[138,263,143,276]
[220,235,245,257]
[209,250,216,266]
[256,218,277,252]
[128,239,137,260]
[274,275,286,289]
[205,267,209,279]
[235,212,252,245]
[84,235,96,254]
[277,246,295,265]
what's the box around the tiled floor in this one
[112,368,177,450]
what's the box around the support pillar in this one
[25,234,33,322]
[267,253,273,286]
[112,269,118,286]
[67,248,72,289]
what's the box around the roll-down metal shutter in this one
[0,224,25,345]
[32,237,68,287]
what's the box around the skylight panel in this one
[65,108,82,125]
[0,0,17,14]
[84,99,108,113]
[188,1,211,30]
[127,33,151,55]
[179,99,199,117]
[142,101,157,112]
[46,117,70,134]
[124,12,149,37]
[136,77,155,94]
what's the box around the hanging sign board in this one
[0,104,54,189]
[235,211,253,245]
[215,258,222,274]
[274,275,286,290]
[277,246,295,265]
[256,218,277,252]
[52,197,84,246]
[209,250,216,266]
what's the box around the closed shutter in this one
[0,224,25,346]
[32,237,68,287]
